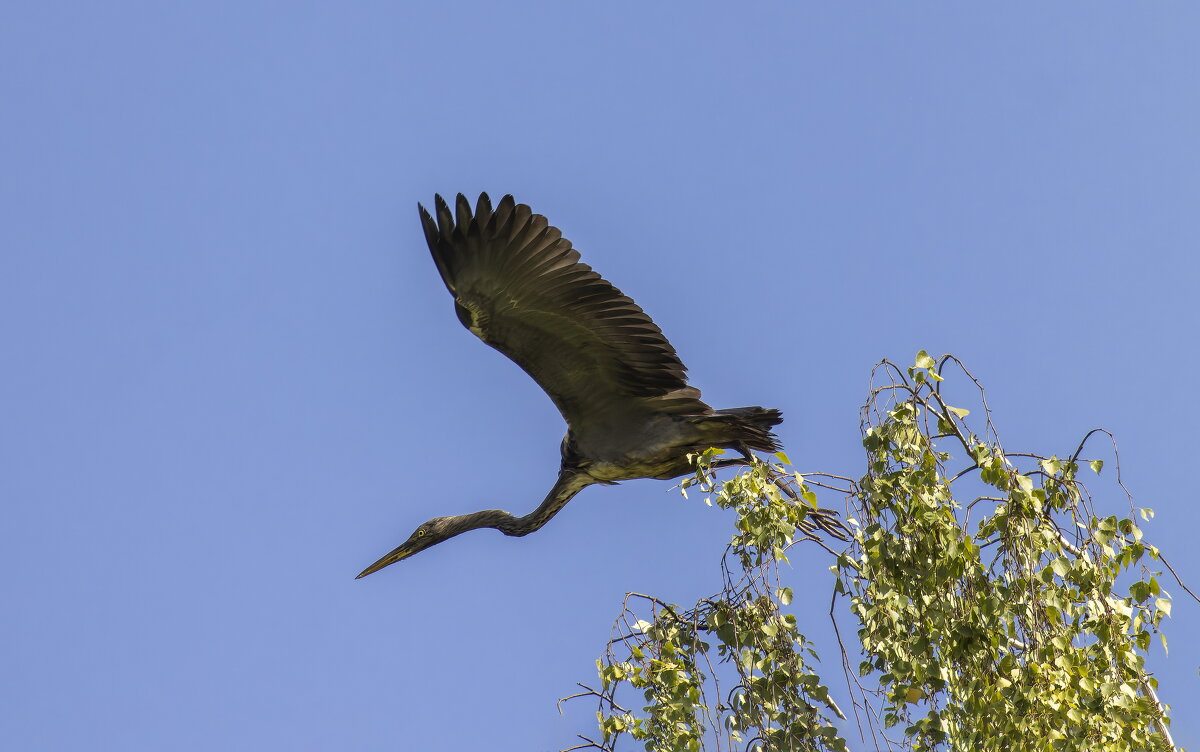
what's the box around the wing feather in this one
[418,192,708,430]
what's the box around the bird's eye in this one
[416,529,426,538]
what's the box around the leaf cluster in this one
[564,352,1182,752]
[840,352,1175,752]
[564,456,846,752]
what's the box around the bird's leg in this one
[705,445,852,543]
[758,456,854,544]
[710,458,752,471]
[735,442,755,463]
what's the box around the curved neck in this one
[466,470,594,538]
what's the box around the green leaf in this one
[774,451,792,465]
[1051,557,1070,577]
[914,350,936,369]
[946,405,970,418]
[1090,459,1104,474]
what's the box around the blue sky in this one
[3,3,1197,750]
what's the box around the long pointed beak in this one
[355,545,412,579]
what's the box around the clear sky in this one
[3,3,1197,750]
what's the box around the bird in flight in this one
[356,193,794,578]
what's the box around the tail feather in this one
[692,406,783,453]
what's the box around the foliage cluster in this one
[841,353,1174,751]
[563,353,1180,752]
[563,456,846,752]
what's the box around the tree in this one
[562,353,1190,752]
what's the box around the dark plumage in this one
[356,193,786,578]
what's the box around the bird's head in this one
[355,517,453,578]
[355,511,514,579]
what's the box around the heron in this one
[356,193,834,578]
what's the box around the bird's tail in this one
[692,406,783,453]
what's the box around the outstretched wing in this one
[419,193,708,432]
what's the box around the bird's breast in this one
[575,416,706,483]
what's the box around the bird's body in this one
[356,193,785,577]
[570,407,783,482]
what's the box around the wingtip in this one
[418,202,439,249]
[433,193,451,218]
[454,193,474,229]
[476,191,493,214]
[433,194,454,235]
